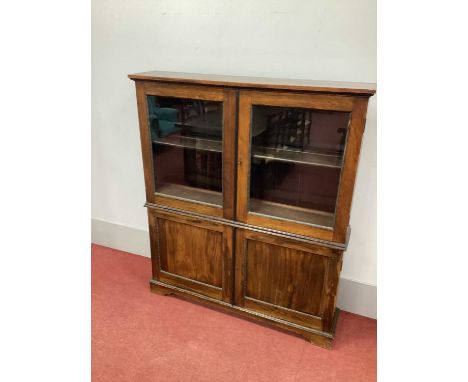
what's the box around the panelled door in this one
[149,209,234,303]
[236,90,368,242]
[234,229,342,332]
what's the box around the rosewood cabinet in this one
[129,71,375,348]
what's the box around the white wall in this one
[92,0,376,288]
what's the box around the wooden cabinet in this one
[129,71,375,348]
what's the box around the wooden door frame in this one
[235,89,369,243]
[135,80,237,219]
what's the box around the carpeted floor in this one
[92,244,376,382]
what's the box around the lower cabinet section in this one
[148,208,343,349]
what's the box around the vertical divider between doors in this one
[236,92,252,223]
[231,89,240,305]
[221,88,238,304]
[222,88,237,221]
[233,89,239,222]
[234,229,245,306]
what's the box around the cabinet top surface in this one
[128,71,376,96]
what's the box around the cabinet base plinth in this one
[150,286,174,297]
[150,280,338,349]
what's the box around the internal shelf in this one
[178,111,222,133]
[156,183,222,206]
[252,146,342,168]
[249,199,335,228]
[153,135,222,153]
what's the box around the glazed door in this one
[236,90,368,242]
[135,81,237,219]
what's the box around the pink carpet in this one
[92,244,376,381]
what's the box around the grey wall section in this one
[91,218,377,319]
[91,218,150,258]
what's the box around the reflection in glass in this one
[147,96,223,206]
[249,106,351,228]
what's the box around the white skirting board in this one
[91,218,377,319]
[92,218,151,258]
[336,278,376,319]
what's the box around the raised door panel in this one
[149,209,233,302]
[245,240,327,316]
[235,230,342,332]
[158,218,223,287]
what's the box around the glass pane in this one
[249,105,350,228]
[147,95,223,206]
